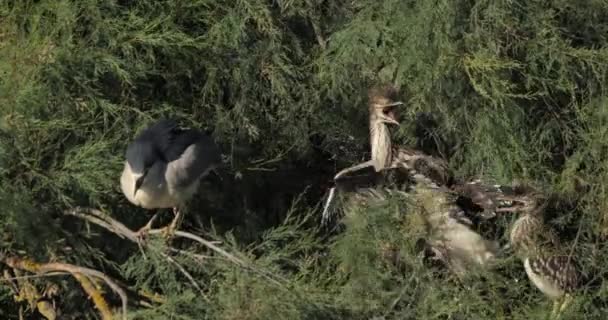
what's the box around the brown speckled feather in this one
[391,147,451,186]
[529,256,580,293]
[510,214,559,255]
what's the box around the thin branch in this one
[165,230,245,266]
[74,273,113,320]
[309,17,326,50]
[65,207,287,287]
[0,271,71,281]
[321,187,337,226]
[65,207,138,243]
[159,251,209,302]
[3,256,127,320]
[67,207,246,266]
[169,248,210,263]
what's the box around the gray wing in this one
[165,133,221,188]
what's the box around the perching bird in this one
[500,187,580,319]
[324,84,505,222]
[331,85,404,180]
[120,119,221,236]
[504,190,559,257]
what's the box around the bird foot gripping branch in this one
[160,207,183,240]
[135,212,159,237]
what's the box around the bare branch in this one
[65,207,139,243]
[158,251,209,302]
[169,248,211,263]
[74,273,114,320]
[0,271,70,281]
[64,207,287,288]
[3,256,127,320]
[321,187,337,226]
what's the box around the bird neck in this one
[511,213,550,258]
[369,117,392,172]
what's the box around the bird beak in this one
[382,115,400,126]
[379,101,403,125]
[134,175,145,196]
[383,101,404,108]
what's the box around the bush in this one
[1,0,608,318]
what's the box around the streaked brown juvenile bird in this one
[329,176,500,278]
[406,172,501,277]
[499,187,580,319]
[322,85,533,278]
[333,85,451,186]
[325,85,509,221]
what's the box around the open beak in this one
[493,195,530,213]
[380,101,403,125]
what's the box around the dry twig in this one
[65,207,247,265]
[65,207,286,287]
[2,256,127,320]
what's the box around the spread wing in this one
[392,147,453,187]
[451,180,514,219]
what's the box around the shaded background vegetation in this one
[1,0,608,318]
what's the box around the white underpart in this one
[370,121,392,172]
[524,258,565,300]
[509,214,528,245]
[121,145,206,209]
[428,212,498,275]
[121,161,175,209]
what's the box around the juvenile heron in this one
[324,85,505,222]
[332,86,406,177]
[322,85,525,276]
[120,119,221,237]
[407,172,501,277]
[499,187,580,319]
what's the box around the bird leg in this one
[135,212,160,258]
[551,300,560,319]
[162,207,183,240]
[551,294,573,319]
[136,212,160,240]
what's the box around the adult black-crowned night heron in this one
[121,119,221,236]
[499,187,580,319]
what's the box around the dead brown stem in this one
[3,256,127,320]
[74,273,113,320]
[65,207,246,265]
[65,207,286,287]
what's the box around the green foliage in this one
[2,0,608,318]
